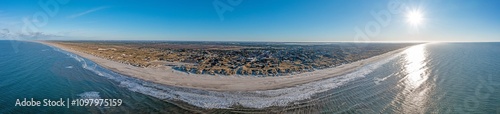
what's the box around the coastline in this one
[38,41,409,91]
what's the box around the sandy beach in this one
[39,41,407,91]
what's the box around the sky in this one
[0,0,499,42]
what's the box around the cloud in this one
[0,29,9,37]
[0,29,62,40]
[67,6,109,19]
[18,32,62,39]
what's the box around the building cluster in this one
[55,41,412,76]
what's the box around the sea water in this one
[1,41,499,113]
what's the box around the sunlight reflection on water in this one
[400,44,432,113]
[404,44,428,88]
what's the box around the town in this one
[51,41,414,76]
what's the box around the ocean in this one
[0,41,499,113]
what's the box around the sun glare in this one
[407,10,424,26]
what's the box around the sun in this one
[406,10,424,26]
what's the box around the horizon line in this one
[2,39,500,43]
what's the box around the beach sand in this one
[39,41,407,91]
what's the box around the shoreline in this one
[38,41,409,91]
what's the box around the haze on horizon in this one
[0,0,499,42]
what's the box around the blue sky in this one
[0,0,499,42]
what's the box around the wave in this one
[50,46,403,109]
[374,73,394,85]
[78,91,101,99]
